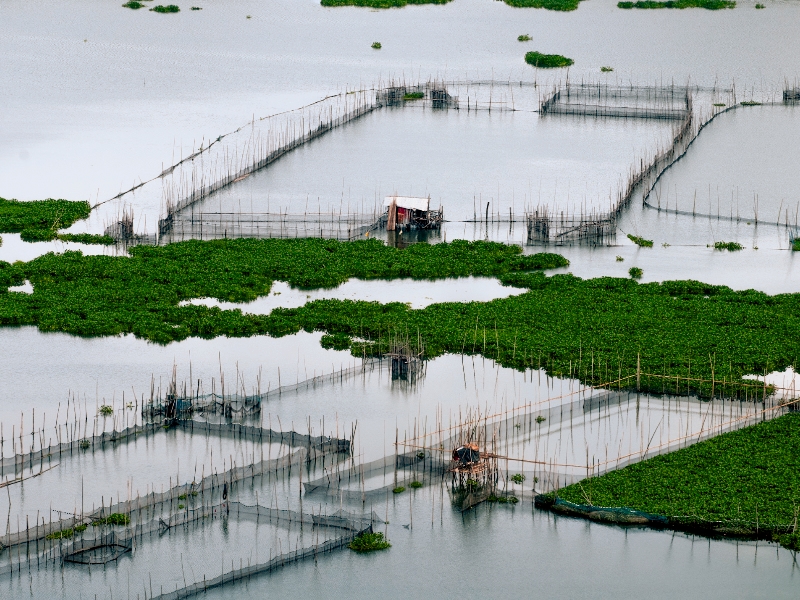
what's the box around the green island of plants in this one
[348,531,391,552]
[627,234,653,247]
[503,0,583,11]
[601,66,614,72]
[618,0,735,8]
[628,266,643,279]
[92,513,131,526]
[543,413,800,551]
[518,34,532,42]
[792,239,800,252]
[713,241,744,251]
[392,486,406,494]
[0,197,91,234]
[403,92,424,100]
[45,523,87,540]
[741,100,762,106]
[122,1,146,8]
[3,237,800,398]
[151,4,180,12]
[321,0,452,7]
[524,52,574,69]
[409,481,423,488]
[371,42,382,49]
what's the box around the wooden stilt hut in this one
[384,195,443,231]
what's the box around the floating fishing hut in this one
[384,195,443,231]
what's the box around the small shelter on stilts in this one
[384,195,443,231]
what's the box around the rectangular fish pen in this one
[526,208,616,245]
[540,82,691,120]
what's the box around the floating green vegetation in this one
[178,494,187,500]
[178,504,185,509]
[409,481,423,488]
[713,102,727,107]
[741,100,762,106]
[348,531,391,552]
[321,0,452,7]
[755,2,764,7]
[151,4,180,12]
[511,474,525,484]
[524,51,574,68]
[713,241,744,251]
[615,255,624,262]
[403,92,424,100]
[503,0,582,11]
[601,66,614,72]
[517,34,532,42]
[371,41,382,49]
[627,234,654,248]
[535,415,546,424]
[792,239,800,252]
[488,494,520,504]
[618,0,735,8]
[321,332,351,350]
[98,405,114,417]
[4,237,800,398]
[549,413,800,551]
[79,439,91,450]
[45,524,87,540]
[392,486,406,494]
[20,229,114,245]
[0,197,90,234]
[122,1,145,8]
[628,266,643,279]
[191,5,202,9]
[92,513,130,527]
[56,233,116,245]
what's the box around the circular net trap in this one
[63,533,132,565]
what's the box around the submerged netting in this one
[62,532,132,565]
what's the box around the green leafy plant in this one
[393,486,405,494]
[403,92,424,100]
[320,332,351,350]
[191,5,202,8]
[371,42,382,49]
[348,531,391,552]
[0,197,90,234]
[122,1,146,8]
[321,0,452,6]
[518,34,532,41]
[600,66,614,72]
[535,415,546,423]
[627,234,653,247]
[503,0,582,10]
[741,100,762,106]
[56,233,116,245]
[511,473,525,484]
[755,3,764,7]
[151,4,180,12]
[713,241,744,251]
[409,481,423,488]
[618,0,735,8]
[628,267,643,279]
[92,513,130,526]
[713,103,726,107]
[551,413,800,551]
[79,439,90,450]
[524,51,573,68]
[98,405,114,417]
[45,524,87,540]
[615,256,624,262]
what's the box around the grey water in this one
[4,0,800,596]
[193,105,672,217]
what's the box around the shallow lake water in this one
[4,0,800,596]
[182,277,526,313]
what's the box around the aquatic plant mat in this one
[535,410,800,550]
